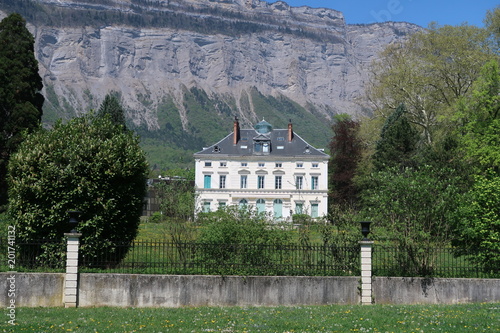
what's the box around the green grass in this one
[2,303,499,332]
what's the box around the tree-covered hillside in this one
[136,87,332,171]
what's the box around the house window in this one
[256,199,266,214]
[312,163,319,168]
[219,175,226,189]
[296,163,303,168]
[240,175,247,189]
[273,199,283,219]
[218,202,226,210]
[295,203,303,215]
[241,162,248,167]
[239,199,248,209]
[205,162,212,167]
[311,203,319,218]
[204,175,211,189]
[275,163,282,168]
[258,175,265,189]
[296,176,303,190]
[311,176,318,190]
[262,142,270,153]
[220,162,227,167]
[203,201,211,213]
[275,176,282,189]
[258,162,265,167]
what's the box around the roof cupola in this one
[254,119,273,134]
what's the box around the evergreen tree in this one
[0,13,44,210]
[97,93,126,128]
[328,114,362,206]
[373,104,420,171]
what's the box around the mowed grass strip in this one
[3,303,499,332]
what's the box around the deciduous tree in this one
[451,60,500,273]
[366,23,493,145]
[361,166,462,276]
[8,114,148,267]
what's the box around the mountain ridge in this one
[0,0,421,169]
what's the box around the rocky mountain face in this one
[0,0,420,168]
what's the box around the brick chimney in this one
[233,116,240,145]
[287,119,294,142]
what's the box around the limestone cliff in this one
[0,0,421,166]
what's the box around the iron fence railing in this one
[0,238,66,272]
[79,241,360,276]
[372,245,498,278]
[0,238,498,278]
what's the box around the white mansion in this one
[194,118,329,219]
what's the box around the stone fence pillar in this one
[63,232,82,308]
[360,240,374,305]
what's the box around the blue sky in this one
[282,0,498,27]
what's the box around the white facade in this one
[194,119,329,220]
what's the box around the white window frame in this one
[275,175,282,189]
[296,176,303,190]
[258,175,265,189]
[219,175,226,189]
[311,176,318,190]
[240,175,247,189]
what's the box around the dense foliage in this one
[196,206,291,275]
[0,13,44,210]
[353,8,500,275]
[449,60,500,273]
[361,166,463,276]
[8,115,148,267]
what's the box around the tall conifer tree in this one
[373,104,419,171]
[0,13,44,210]
[97,93,126,129]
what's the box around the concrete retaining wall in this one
[78,274,359,307]
[1,272,499,307]
[373,277,500,304]
[0,273,64,307]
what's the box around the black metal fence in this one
[79,241,360,276]
[1,238,498,278]
[0,238,66,272]
[372,245,498,278]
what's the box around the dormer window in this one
[263,142,269,153]
[254,140,271,154]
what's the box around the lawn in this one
[2,303,499,332]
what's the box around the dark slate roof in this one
[194,128,329,158]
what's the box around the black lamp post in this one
[67,211,81,233]
[359,221,371,240]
